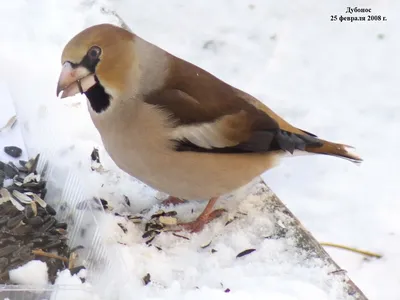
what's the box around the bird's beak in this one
[56,62,96,99]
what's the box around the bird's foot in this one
[179,208,226,233]
[161,196,187,206]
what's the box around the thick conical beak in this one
[56,62,96,99]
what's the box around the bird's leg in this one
[161,195,187,206]
[179,197,226,233]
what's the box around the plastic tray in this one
[0,87,129,300]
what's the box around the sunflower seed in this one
[70,266,86,276]
[4,163,18,178]
[0,115,17,133]
[0,245,18,257]
[24,154,40,173]
[12,190,32,204]
[123,195,130,206]
[159,216,177,226]
[127,215,143,223]
[151,210,165,219]
[6,214,25,229]
[4,146,22,158]
[236,249,256,258]
[25,216,44,226]
[142,273,151,285]
[23,173,36,184]
[172,233,190,240]
[9,196,25,211]
[201,240,212,249]
[118,223,128,234]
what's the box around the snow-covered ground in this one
[0,0,398,299]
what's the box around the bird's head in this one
[56,23,135,113]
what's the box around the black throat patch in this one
[84,76,111,113]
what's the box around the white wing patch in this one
[170,121,237,149]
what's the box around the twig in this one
[320,242,382,259]
[32,249,69,262]
[0,115,17,133]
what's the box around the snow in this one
[0,0,398,299]
[9,260,49,287]
[52,270,96,300]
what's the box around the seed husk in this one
[9,196,25,211]
[0,245,19,257]
[236,249,256,258]
[159,216,177,226]
[90,148,100,163]
[70,265,86,276]
[12,190,32,204]
[4,146,22,158]
[123,195,130,206]
[25,216,44,226]
[142,273,151,285]
[6,214,25,229]
[127,215,143,223]
[151,210,165,219]
[4,163,18,178]
[142,230,160,239]
[24,154,40,173]
[200,240,212,249]
[118,223,128,234]
[172,233,190,240]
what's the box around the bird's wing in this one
[143,56,322,154]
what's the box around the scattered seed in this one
[236,249,256,258]
[25,216,44,226]
[0,115,17,133]
[145,236,156,245]
[31,194,47,208]
[4,163,18,178]
[6,214,25,229]
[123,195,130,206]
[4,146,22,159]
[128,215,143,223]
[24,154,40,173]
[68,251,78,269]
[172,233,190,240]
[224,288,231,293]
[151,210,165,219]
[90,148,100,163]
[225,216,238,226]
[201,240,212,249]
[0,245,18,257]
[23,173,36,184]
[142,273,151,285]
[142,230,159,239]
[9,196,25,211]
[164,211,177,217]
[211,249,217,254]
[118,223,128,234]
[159,216,177,226]
[55,222,68,230]
[12,190,32,204]
[70,266,86,276]
[45,205,56,216]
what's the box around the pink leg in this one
[161,195,187,206]
[179,197,226,233]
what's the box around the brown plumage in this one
[56,23,362,232]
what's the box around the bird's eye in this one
[88,46,101,60]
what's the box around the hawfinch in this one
[57,24,362,232]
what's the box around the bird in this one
[56,23,362,233]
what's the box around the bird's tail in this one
[305,139,362,164]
